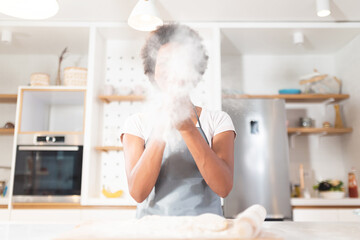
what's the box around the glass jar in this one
[348,169,359,198]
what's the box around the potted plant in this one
[313,179,345,199]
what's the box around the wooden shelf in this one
[288,127,353,135]
[223,94,349,103]
[0,94,17,103]
[99,95,145,103]
[0,128,14,135]
[95,146,124,152]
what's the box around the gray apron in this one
[136,109,223,218]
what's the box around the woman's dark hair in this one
[141,24,208,83]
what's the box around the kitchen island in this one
[0,221,359,240]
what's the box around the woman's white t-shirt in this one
[120,108,236,147]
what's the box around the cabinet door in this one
[81,209,136,221]
[10,209,81,222]
[338,209,360,222]
[293,209,338,222]
[0,209,10,221]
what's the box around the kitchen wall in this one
[0,54,88,93]
[222,55,336,94]
[0,55,58,93]
[336,34,360,179]
[221,53,353,195]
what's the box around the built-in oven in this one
[13,134,83,203]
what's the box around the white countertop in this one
[0,222,360,240]
[291,198,360,206]
[0,222,75,240]
[260,222,360,240]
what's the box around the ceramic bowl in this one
[319,191,345,199]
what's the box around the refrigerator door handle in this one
[250,120,259,134]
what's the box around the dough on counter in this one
[136,213,229,234]
[231,204,267,237]
[193,213,229,232]
[56,205,267,240]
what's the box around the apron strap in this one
[193,105,209,145]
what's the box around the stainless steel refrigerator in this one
[223,98,291,220]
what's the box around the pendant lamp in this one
[0,0,59,20]
[316,0,331,17]
[293,32,304,46]
[128,0,163,31]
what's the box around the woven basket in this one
[63,67,87,86]
[30,73,50,86]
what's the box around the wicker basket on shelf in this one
[30,73,50,86]
[63,67,87,86]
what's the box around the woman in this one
[121,24,236,218]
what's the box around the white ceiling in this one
[221,28,360,55]
[0,0,360,22]
[1,1,360,56]
[0,27,89,54]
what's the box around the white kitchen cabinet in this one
[0,209,10,221]
[293,208,338,222]
[293,208,360,222]
[292,198,360,222]
[6,209,136,222]
[10,209,82,223]
[80,209,136,221]
[18,87,86,133]
[338,209,360,222]
[81,26,147,206]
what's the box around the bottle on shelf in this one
[348,167,359,198]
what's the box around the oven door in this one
[13,145,83,198]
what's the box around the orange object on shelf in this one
[334,104,344,128]
[102,186,124,198]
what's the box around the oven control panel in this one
[17,134,83,146]
[36,136,65,144]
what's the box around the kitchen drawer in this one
[10,209,81,223]
[293,208,360,222]
[80,209,136,221]
[338,209,360,222]
[0,209,10,221]
[293,209,338,222]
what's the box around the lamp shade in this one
[0,0,59,20]
[316,0,331,17]
[293,32,304,46]
[128,0,163,31]
[1,29,12,44]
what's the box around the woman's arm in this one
[122,133,166,203]
[178,119,235,198]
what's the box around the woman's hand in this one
[159,92,194,132]
[175,117,196,132]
